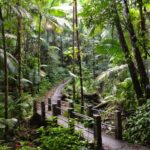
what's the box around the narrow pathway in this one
[51,83,65,104]
[38,83,149,150]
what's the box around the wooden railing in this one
[33,98,123,150]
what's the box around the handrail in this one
[37,96,123,142]
[56,106,67,111]
[102,122,115,128]
[73,112,93,120]
[92,108,114,116]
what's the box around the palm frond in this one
[21,78,32,85]
[0,49,18,73]
[11,6,31,19]
[0,33,17,40]
[96,64,128,82]
[49,46,60,51]
[95,39,123,57]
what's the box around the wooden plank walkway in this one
[37,83,149,150]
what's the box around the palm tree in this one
[31,0,71,92]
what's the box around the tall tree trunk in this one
[92,38,96,79]
[138,0,148,58]
[72,0,76,101]
[47,28,49,44]
[37,13,42,92]
[24,28,29,64]
[74,0,84,113]
[60,35,64,66]
[113,0,143,102]
[0,7,8,119]
[123,0,150,99]
[52,30,56,46]
[138,0,147,58]
[16,0,22,97]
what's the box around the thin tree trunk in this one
[92,38,96,79]
[123,0,150,99]
[16,0,22,97]
[113,0,143,101]
[0,7,8,119]
[60,35,64,66]
[47,30,49,44]
[138,0,147,58]
[52,30,56,46]
[37,13,42,92]
[72,0,76,101]
[24,28,29,64]
[74,0,84,113]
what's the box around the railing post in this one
[48,98,51,111]
[69,102,74,109]
[68,108,74,132]
[115,110,122,140]
[93,114,102,150]
[52,103,58,116]
[33,101,37,115]
[41,102,45,122]
[52,103,58,125]
[87,105,93,117]
[57,100,61,115]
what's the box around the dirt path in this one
[37,83,149,150]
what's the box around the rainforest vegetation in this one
[0,0,150,149]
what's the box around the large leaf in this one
[0,33,17,39]
[95,39,123,57]
[0,49,18,73]
[49,46,60,51]
[45,14,71,30]
[68,71,78,78]
[50,8,66,17]
[29,67,40,85]
[11,6,31,19]
[21,78,33,85]
[0,118,18,129]
[96,64,128,82]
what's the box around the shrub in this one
[0,145,9,150]
[36,125,89,150]
[38,77,52,96]
[123,100,150,145]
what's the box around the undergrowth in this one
[123,100,150,146]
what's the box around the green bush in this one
[123,100,150,145]
[9,93,34,118]
[0,145,9,150]
[36,126,89,150]
[38,77,52,96]
[17,141,41,150]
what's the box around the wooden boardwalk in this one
[37,83,149,150]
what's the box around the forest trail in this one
[38,83,149,150]
[51,82,66,104]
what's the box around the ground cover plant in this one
[124,100,150,146]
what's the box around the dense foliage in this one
[124,100,150,145]
[37,126,89,150]
[0,0,150,148]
